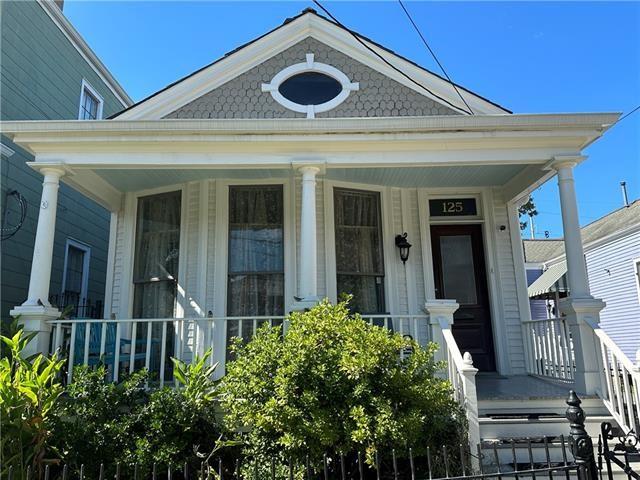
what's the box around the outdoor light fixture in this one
[395,232,412,264]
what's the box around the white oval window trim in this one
[261,53,359,119]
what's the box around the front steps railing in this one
[522,311,640,435]
[585,318,640,434]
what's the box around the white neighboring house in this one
[2,8,638,449]
[525,199,640,360]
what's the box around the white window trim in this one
[61,238,91,302]
[124,185,187,320]
[261,53,359,119]
[212,178,295,319]
[78,79,104,120]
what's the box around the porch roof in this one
[0,112,619,211]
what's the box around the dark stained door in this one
[431,224,496,371]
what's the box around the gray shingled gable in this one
[164,37,459,119]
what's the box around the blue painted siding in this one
[1,0,127,318]
[586,230,640,360]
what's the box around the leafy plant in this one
[0,329,65,479]
[220,300,467,471]
[50,350,222,476]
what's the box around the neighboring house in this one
[0,0,132,319]
[3,7,637,450]
[525,199,640,360]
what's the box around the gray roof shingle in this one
[523,198,640,263]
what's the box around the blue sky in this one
[65,1,639,238]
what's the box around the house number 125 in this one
[442,201,464,213]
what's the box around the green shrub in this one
[220,300,467,468]
[0,330,65,479]
[50,350,222,476]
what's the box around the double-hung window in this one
[78,80,103,120]
[132,191,182,319]
[334,188,385,313]
[132,190,181,376]
[226,185,284,351]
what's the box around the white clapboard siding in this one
[109,206,127,318]
[492,189,526,374]
[586,230,640,359]
[205,180,217,314]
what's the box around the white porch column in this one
[11,167,65,357]
[553,157,590,298]
[550,156,604,395]
[291,165,321,311]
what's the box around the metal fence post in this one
[566,390,598,480]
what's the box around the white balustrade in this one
[522,316,575,382]
[48,314,429,384]
[585,318,640,434]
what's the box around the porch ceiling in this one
[93,164,530,191]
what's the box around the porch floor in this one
[476,374,594,401]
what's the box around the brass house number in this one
[429,198,478,217]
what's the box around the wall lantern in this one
[395,233,412,264]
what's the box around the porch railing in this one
[585,318,640,434]
[438,318,480,450]
[522,316,575,382]
[48,314,429,385]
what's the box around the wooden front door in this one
[431,224,496,371]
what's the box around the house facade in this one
[525,200,640,359]
[1,0,132,319]
[3,7,638,449]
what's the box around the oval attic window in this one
[278,72,342,105]
[261,53,359,118]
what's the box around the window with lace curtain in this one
[334,188,386,314]
[132,190,181,319]
[226,185,284,354]
[132,190,181,377]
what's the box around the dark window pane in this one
[334,188,385,313]
[337,274,385,314]
[64,246,85,297]
[278,72,342,105]
[133,191,181,318]
[81,89,99,120]
[227,186,284,317]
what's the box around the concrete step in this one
[479,413,613,439]
[478,395,609,417]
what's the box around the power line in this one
[615,104,640,125]
[311,0,473,115]
[397,0,474,115]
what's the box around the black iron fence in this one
[49,293,104,320]
[7,392,636,480]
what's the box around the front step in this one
[479,413,612,439]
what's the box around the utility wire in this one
[397,0,474,115]
[312,0,473,115]
[615,104,640,125]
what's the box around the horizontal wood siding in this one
[109,202,127,318]
[586,231,640,359]
[492,190,526,374]
[1,0,126,318]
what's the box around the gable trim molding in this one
[113,11,509,120]
[37,0,132,108]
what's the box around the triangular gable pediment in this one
[113,10,509,120]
